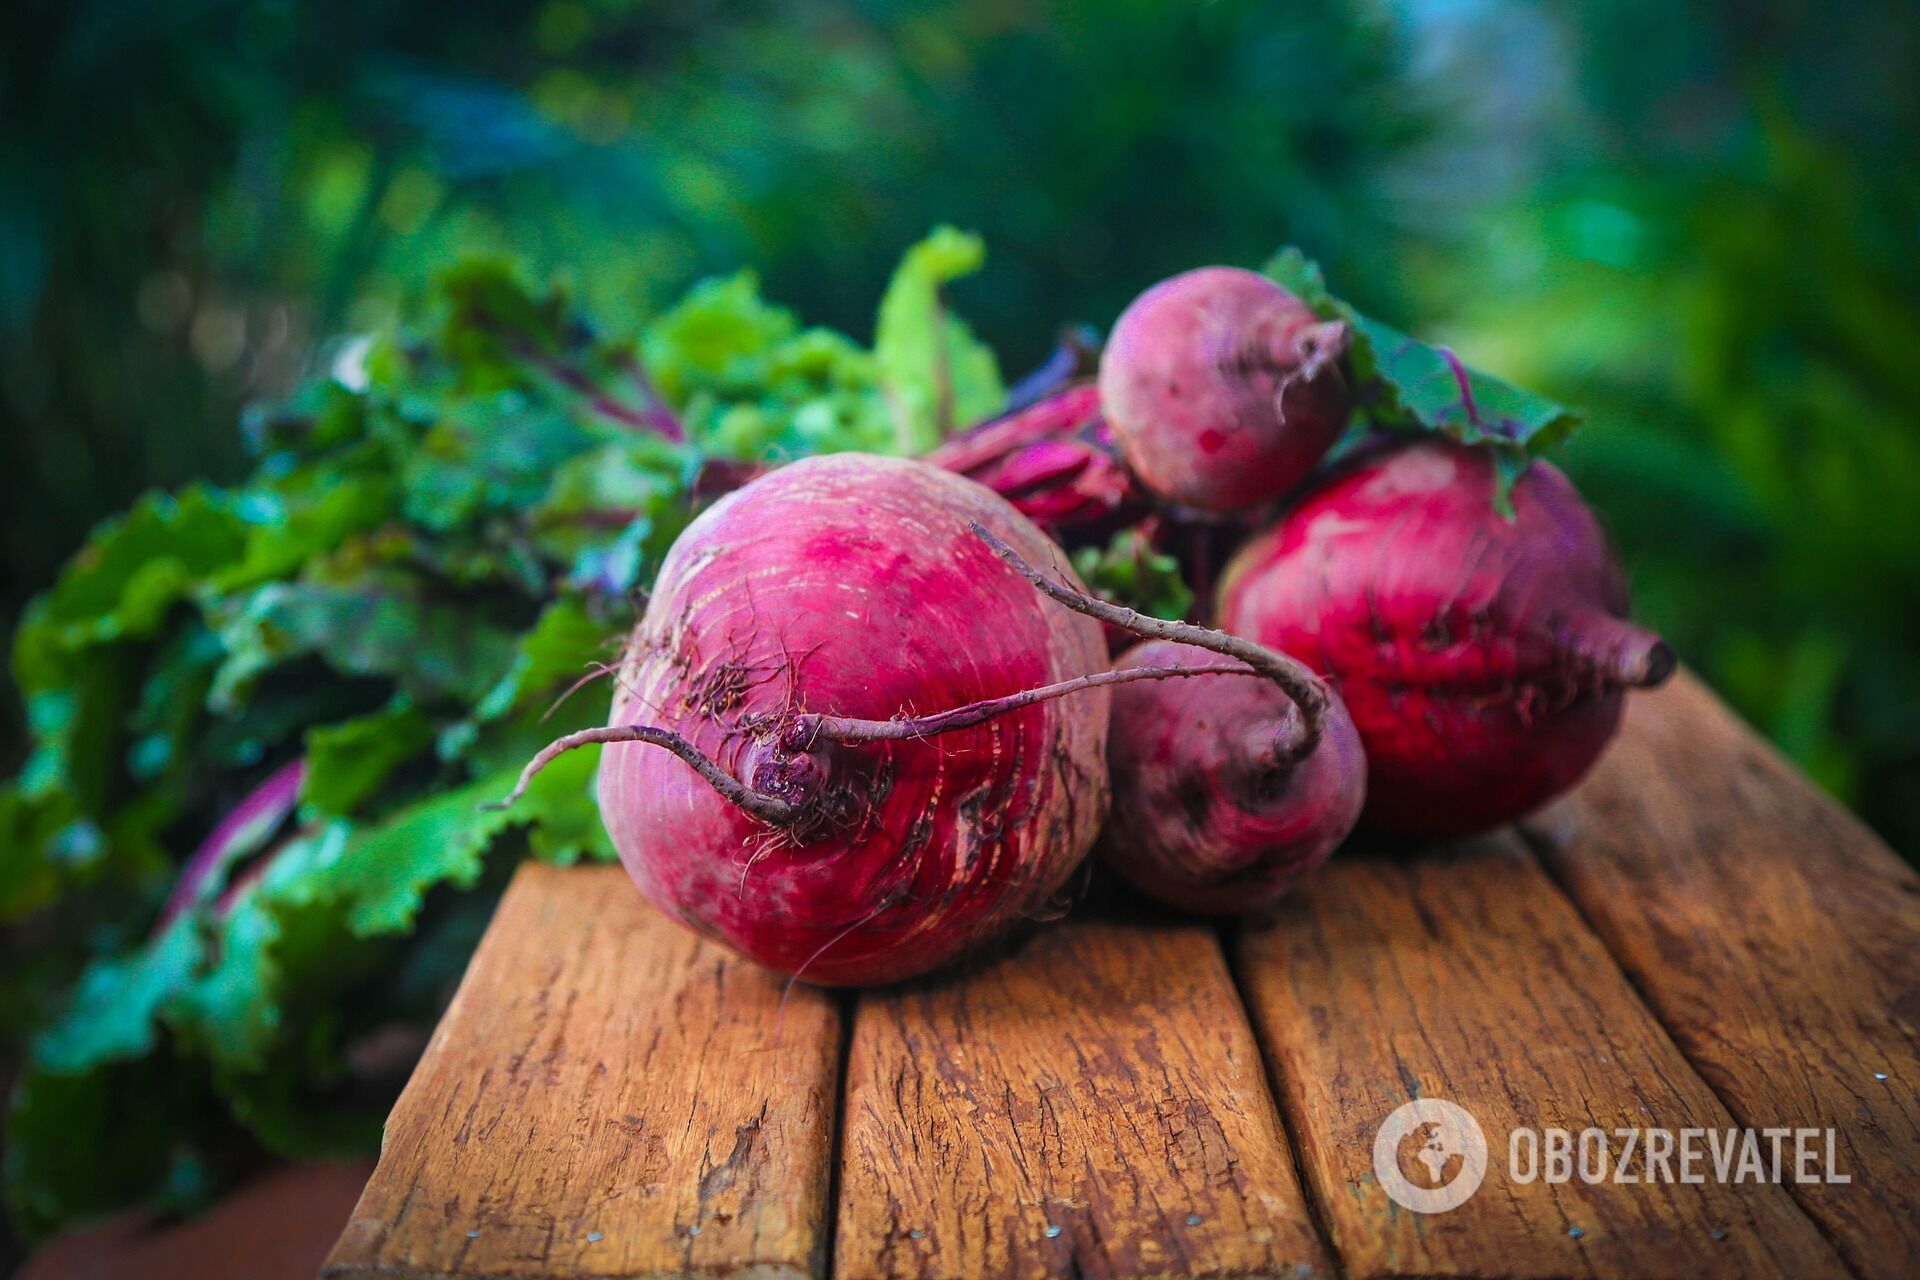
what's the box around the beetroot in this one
[492,455,1272,986]
[1098,266,1351,512]
[562,455,1116,984]
[1100,640,1365,914]
[492,451,1343,981]
[1218,438,1674,840]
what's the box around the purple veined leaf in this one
[1263,245,1583,512]
[446,264,687,441]
[210,828,307,917]
[495,327,686,442]
[156,757,307,930]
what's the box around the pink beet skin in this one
[1218,439,1674,840]
[1098,266,1351,513]
[598,454,1111,985]
[1102,640,1365,914]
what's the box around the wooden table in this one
[322,674,1919,1279]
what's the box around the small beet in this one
[1100,640,1365,915]
[1098,266,1350,513]
[1219,438,1674,840]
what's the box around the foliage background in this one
[1,0,1917,1258]
[3,0,1916,1013]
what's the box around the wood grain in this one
[1525,672,1920,1278]
[1236,833,1846,1279]
[322,863,842,1280]
[837,919,1331,1280]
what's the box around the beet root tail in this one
[1564,611,1677,689]
[968,519,1333,761]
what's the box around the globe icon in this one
[1395,1120,1465,1189]
[1373,1099,1487,1212]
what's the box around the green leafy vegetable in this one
[874,225,1006,452]
[303,700,434,818]
[1,230,995,1239]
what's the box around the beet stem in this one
[1294,319,1350,376]
[1566,610,1678,688]
[794,662,1262,744]
[1240,709,1311,772]
[968,521,1332,760]
[483,724,797,825]
[1437,346,1483,427]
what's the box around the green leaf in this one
[1345,312,1583,455]
[215,470,397,592]
[437,258,575,392]
[208,577,521,711]
[172,893,283,1070]
[874,226,1004,451]
[31,916,202,1073]
[12,487,247,698]
[313,771,525,936]
[1264,246,1335,313]
[472,595,622,726]
[303,699,435,817]
[529,438,689,577]
[400,395,596,534]
[1071,529,1194,622]
[163,824,350,1074]
[643,270,799,406]
[1,239,1019,1237]
[516,745,614,866]
[1264,246,1583,499]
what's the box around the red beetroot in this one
[579,455,1115,984]
[1219,438,1674,840]
[493,455,1271,986]
[1098,267,1351,513]
[1100,640,1365,914]
[493,452,1337,982]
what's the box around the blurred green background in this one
[3,0,1916,854]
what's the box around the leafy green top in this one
[0,231,1000,1239]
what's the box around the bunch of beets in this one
[498,265,1676,985]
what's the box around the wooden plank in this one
[322,863,842,1280]
[1525,672,1920,1279]
[1236,833,1847,1279]
[837,919,1331,1280]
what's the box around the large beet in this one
[1218,439,1674,840]
[585,455,1112,984]
[491,455,1340,982]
